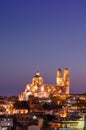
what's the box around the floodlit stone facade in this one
[18,68,70,101]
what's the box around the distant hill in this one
[82,92,86,95]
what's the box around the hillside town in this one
[0,69,86,130]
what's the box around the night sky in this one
[0,0,86,96]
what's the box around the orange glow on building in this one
[18,68,70,101]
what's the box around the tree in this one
[43,103,62,110]
[40,116,50,130]
[13,101,30,110]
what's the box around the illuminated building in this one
[32,71,43,86]
[50,114,85,130]
[18,68,70,101]
[56,68,70,94]
[63,68,70,94]
[56,68,63,87]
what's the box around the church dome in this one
[34,71,40,78]
[57,68,62,77]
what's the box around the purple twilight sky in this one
[0,0,86,96]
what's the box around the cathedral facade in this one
[18,68,70,101]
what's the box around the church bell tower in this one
[56,68,63,87]
[63,68,70,94]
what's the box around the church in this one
[18,68,70,101]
